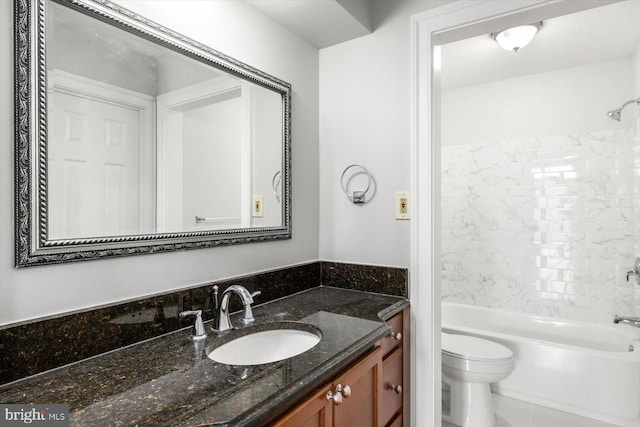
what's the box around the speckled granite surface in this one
[0,262,321,385]
[0,261,406,386]
[0,287,408,426]
[321,262,407,297]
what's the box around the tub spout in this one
[614,315,640,328]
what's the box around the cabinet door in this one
[332,347,382,427]
[272,386,332,427]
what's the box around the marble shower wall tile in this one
[442,128,637,324]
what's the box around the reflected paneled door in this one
[48,90,141,239]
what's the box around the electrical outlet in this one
[395,192,410,220]
[253,196,263,217]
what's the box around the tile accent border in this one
[0,261,406,385]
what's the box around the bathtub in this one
[442,302,640,427]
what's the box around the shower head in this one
[607,108,622,122]
[607,96,640,121]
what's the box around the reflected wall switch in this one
[253,196,263,217]
[395,192,410,220]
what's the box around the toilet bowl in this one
[442,332,514,427]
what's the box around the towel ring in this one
[341,164,372,204]
[272,171,282,202]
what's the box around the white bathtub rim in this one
[442,323,639,361]
[442,302,639,334]
[442,302,640,356]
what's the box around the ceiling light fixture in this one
[492,22,542,53]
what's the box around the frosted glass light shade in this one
[493,23,541,52]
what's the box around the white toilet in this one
[442,332,515,427]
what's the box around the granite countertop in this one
[0,287,408,426]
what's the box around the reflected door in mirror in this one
[48,74,156,239]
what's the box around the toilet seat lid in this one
[442,333,513,361]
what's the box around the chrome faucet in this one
[614,315,640,328]
[214,285,261,332]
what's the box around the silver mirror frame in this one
[14,0,292,267]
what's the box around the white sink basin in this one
[207,324,321,366]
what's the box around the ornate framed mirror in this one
[15,0,292,267]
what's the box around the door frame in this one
[407,1,610,425]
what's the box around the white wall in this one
[0,0,319,325]
[319,0,445,267]
[442,58,634,146]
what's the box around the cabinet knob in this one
[326,389,343,406]
[326,384,352,405]
[389,331,402,341]
[390,384,402,394]
[337,384,351,398]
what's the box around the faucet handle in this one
[240,290,261,324]
[179,310,207,341]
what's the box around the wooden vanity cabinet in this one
[273,307,410,427]
[380,308,409,427]
[273,346,382,427]
[272,386,332,427]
